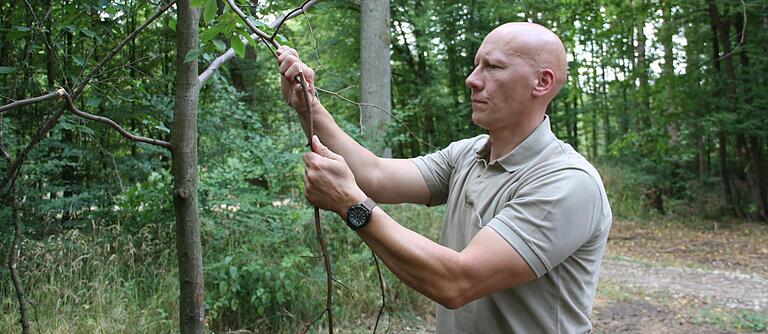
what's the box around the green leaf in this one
[155,123,170,134]
[80,28,97,38]
[0,67,17,74]
[168,19,176,32]
[231,35,245,58]
[200,23,224,42]
[85,97,102,108]
[191,0,206,8]
[203,0,218,24]
[184,48,201,63]
[212,39,226,52]
[12,26,31,32]
[239,30,257,49]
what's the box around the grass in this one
[695,308,768,332]
[1,203,444,333]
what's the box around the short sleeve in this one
[487,168,604,277]
[410,137,483,206]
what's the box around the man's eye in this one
[486,64,501,70]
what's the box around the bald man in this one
[277,22,612,333]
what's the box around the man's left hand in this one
[303,135,367,219]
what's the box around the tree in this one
[360,0,393,157]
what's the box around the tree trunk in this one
[707,0,736,216]
[171,2,205,333]
[600,44,610,151]
[661,0,679,145]
[733,14,768,222]
[360,0,392,157]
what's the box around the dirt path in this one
[600,257,768,311]
[592,221,768,333]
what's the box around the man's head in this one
[466,22,567,131]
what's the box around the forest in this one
[1,0,767,333]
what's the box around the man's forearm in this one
[356,207,472,309]
[299,100,384,198]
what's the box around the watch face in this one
[348,206,368,228]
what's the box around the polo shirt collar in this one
[475,115,556,172]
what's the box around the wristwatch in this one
[345,197,377,231]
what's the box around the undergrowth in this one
[0,202,443,333]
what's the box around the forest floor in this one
[592,219,768,333]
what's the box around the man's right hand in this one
[277,46,317,115]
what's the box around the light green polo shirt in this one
[411,116,612,334]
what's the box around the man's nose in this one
[466,67,483,90]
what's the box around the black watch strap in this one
[345,198,376,231]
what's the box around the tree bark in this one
[7,188,30,334]
[171,1,205,333]
[733,14,768,222]
[360,0,392,157]
[632,0,650,128]
[707,0,736,216]
[661,0,679,145]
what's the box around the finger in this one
[304,66,316,85]
[285,62,305,82]
[312,136,341,160]
[276,46,297,58]
[303,152,314,167]
[279,55,299,76]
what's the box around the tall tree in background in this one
[360,0,392,157]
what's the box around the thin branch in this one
[200,0,323,85]
[0,90,64,116]
[716,0,747,62]
[371,250,391,334]
[0,116,10,162]
[299,309,327,334]
[7,187,30,334]
[302,6,333,75]
[300,71,334,334]
[226,0,278,49]
[1,0,176,195]
[60,90,171,149]
[270,0,319,40]
[72,0,176,99]
[316,87,437,150]
[2,108,68,197]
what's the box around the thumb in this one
[312,135,340,160]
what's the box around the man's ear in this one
[532,69,555,97]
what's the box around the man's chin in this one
[471,112,490,130]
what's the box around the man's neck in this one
[487,114,545,161]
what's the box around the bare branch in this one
[0,90,64,116]
[371,250,391,334]
[72,0,176,99]
[270,0,319,40]
[226,0,278,49]
[1,0,176,193]
[2,108,67,194]
[316,87,437,150]
[60,91,171,149]
[199,0,322,85]
[716,0,747,62]
[7,188,30,334]
[0,116,10,162]
[299,71,334,333]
